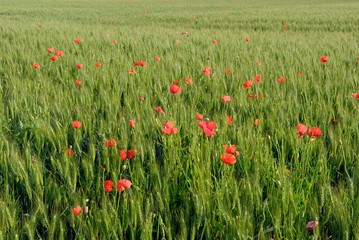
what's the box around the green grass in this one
[0,0,358,239]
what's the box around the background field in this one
[0,0,358,239]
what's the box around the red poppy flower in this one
[76,64,83,69]
[74,38,81,44]
[128,69,135,75]
[352,93,359,99]
[116,179,132,192]
[50,55,58,61]
[55,50,64,57]
[298,71,302,76]
[104,180,114,192]
[72,120,82,129]
[243,80,253,89]
[224,145,236,154]
[333,119,338,125]
[129,119,135,128]
[119,150,126,160]
[155,56,161,62]
[170,84,181,94]
[203,66,211,76]
[155,106,165,115]
[105,138,119,148]
[245,37,250,42]
[196,114,203,120]
[227,116,233,125]
[224,68,230,74]
[254,118,259,127]
[127,149,136,159]
[308,127,322,138]
[95,62,102,67]
[185,77,192,84]
[32,63,40,69]
[306,221,318,231]
[212,39,217,44]
[253,75,262,82]
[248,94,256,99]
[221,153,236,165]
[64,148,75,156]
[118,150,126,161]
[257,94,263,99]
[75,80,81,86]
[111,40,117,44]
[296,124,307,138]
[120,149,136,161]
[199,121,216,137]
[221,95,231,102]
[134,61,146,67]
[162,121,178,135]
[320,56,329,63]
[47,48,54,53]
[283,25,288,30]
[72,206,82,216]
[356,57,359,61]
[277,77,285,83]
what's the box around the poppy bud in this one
[83,206,89,215]
[306,221,318,231]
[129,119,135,128]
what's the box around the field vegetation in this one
[0,0,358,239]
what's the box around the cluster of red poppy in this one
[64,147,75,156]
[73,179,132,216]
[103,138,136,160]
[220,145,240,165]
[119,149,136,161]
[162,121,178,135]
[133,61,146,67]
[47,48,65,62]
[248,94,263,99]
[103,179,132,193]
[296,124,322,139]
[105,138,119,148]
